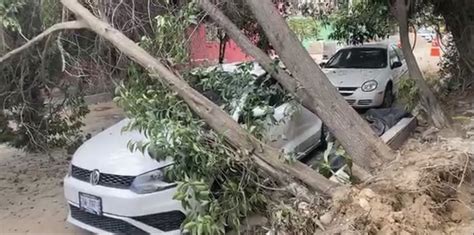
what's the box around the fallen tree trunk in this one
[244,0,394,170]
[58,0,339,197]
[198,0,373,179]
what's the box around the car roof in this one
[221,62,266,77]
[342,43,390,49]
[199,61,266,78]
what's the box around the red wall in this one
[189,25,252,65]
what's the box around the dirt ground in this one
[0,102,123,234]
[0,36,460,234]
[319,87,474,234]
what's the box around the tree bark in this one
[392,0,452,128]
[59,0,339,197]
[218,29,228,64]
[198,0,373,180]
[434,0,474,77]
[243,0,394,171]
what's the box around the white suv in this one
[63,62,323,234]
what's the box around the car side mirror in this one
[319,62,327,68]
[391,61,402,69]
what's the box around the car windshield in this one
[325,47,388,69]
[418,28,434,34]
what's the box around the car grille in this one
[358,99,373,106]
[133,211,186,232]
[338,87,358,97]
[71,165,136,189]
[346,99,356,105]
[69,205,147,234]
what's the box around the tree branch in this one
[0,21,86,64]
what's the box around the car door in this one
[388,46,404,84]
[392,45,408,79]
[263,103,322,159]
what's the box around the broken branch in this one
[0,21,86,64]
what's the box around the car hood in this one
[323,68,385,87]
[71,119,169,176]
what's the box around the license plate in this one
[79,192,102,215]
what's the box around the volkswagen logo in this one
[90,169,101,186]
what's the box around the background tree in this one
[327,1,393,44]
[0,0,88,152]
[428,0,474,87]
[389,0,451,128]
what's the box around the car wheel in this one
[381,84,394,108]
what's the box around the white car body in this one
[322,43,408,108]
[418,27,436,42]
[64,63,323,234]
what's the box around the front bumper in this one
[64,175,184,234]
[341,88,385,108]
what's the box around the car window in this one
[389,48,401,66]
[325,48,388,69]
[395,47,405,61]
[391,45,405,61]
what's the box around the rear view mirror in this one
[391,61,402,69]
[319,62,327,68]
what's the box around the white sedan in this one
[63,62,323,234]
[322,43,408,108]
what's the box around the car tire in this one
[381,84,394,108]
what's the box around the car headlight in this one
[131,167,175,194]
[361,80,378,92]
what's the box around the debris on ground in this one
[322,134,474,234]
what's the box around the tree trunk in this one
[393,0,452,128]
[59,0,339,197]
[243,0,394,172]
[198,0,373,180]
[433,0,474,77]
[450,24,474,77]
[218,30,228,64]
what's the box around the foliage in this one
[297,0,334,19]
[269,199,326,234]
[397,76,419,111]
[0,0,90,152]
[0,0,26,31]
[191,63,293,138]
[287,17,319,41]
[40,0,62,28]
[140,3,199,65]
[327,1,393,45]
